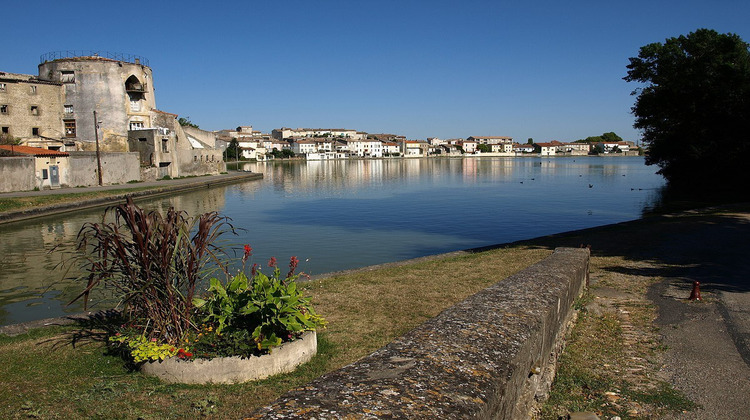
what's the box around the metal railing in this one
[40,51,149,67]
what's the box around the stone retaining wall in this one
[248,247,590,419]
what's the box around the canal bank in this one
[0,204,748,419]
[0,171,262,225]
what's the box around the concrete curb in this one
[141,331,318,384]
[0,172,262,225]
[247,247,590,419]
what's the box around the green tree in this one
[476,144,491,153]
[223,138,240,161]
[625,29,750,194]
[178,117,199,129]
[600,132,623,142]
[0,133,19,156]
[575,132,623,143]
[527,138,534,145]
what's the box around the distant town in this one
[0,51,639,193]
[218,126,638,161]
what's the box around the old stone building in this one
[128,110,224,180]
[37,52,158,152]
[0,51,224,189]
[0,72,68,149]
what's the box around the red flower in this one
[251,263,258,277]
[268,256,277,268]
[287,256,299,278]
[242,244,253,264]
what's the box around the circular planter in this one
[140,330,317,384]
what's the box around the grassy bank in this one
[0,188,158,213]
[8,204,743,418]
[537,255,697,419]
[0,245,551,419]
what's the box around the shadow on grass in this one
[466,205,750,295]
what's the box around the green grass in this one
[0,324,341,419]
[0,187,158,213]
[0,245,552,419]
[539,285,697,419]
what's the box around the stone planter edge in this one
[140,330,317,384]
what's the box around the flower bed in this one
[65,198,325,379]
[140,331,317,384]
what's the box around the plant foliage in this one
[625,28,750,194]
[68,200,324,364]
[191,256,326,358]
[69,197,235,345]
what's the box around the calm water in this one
[0,156,664,326]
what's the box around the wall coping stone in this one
[247,247,590,419]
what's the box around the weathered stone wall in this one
[67,151,140,186]
[38,58,156,150]
[0,156,35,192]
[0,74,64,141]
[182,125,218,149]
[175,148,225,177]
[249,247,590,420]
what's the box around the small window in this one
[1,127,9,134]
[129,121,144,130]
[32,127,39,136]
[42,169,48,179]
[64,104,73,114]
[64,119,76,137]
[61,71,75,83]
[30,85,37,94]
[162,139,169,153]
[30,106,39,116]
[0,105,8,114]
[0,83,6,91]
[138,137,147,142]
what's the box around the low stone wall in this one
[0,157,35,192]
[68,151,140,186]
[248,247,589,419]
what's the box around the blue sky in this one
[3,1,749,142]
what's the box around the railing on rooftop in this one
[40,51,150,67]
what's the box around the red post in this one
[689,281,701,301]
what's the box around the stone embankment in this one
[0,172,262,225]
[248,247,590,419]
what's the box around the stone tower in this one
[38,52,156,151]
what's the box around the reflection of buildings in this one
[0,185,234,323]
[0,215,90,309]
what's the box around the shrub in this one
[191,254,326,358]
[69,197,235,345]
[69,200,325,364]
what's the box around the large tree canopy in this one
[625,29,750,194]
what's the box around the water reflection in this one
[1,157,663,325]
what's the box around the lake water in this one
[0,156,664,326]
